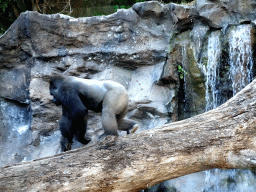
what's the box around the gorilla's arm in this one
[64,93,88,118]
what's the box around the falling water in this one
[205,31,221,111]
[205,25,254,110]
[228,25,254,96]
[204,169,256,192]
[147,24,255,192]
[179,43,190,119]
[203,24,256,191]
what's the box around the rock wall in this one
[1,0,256,191]
[0,1,180,166]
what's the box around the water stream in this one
[228,25,254,96]
[155,24,256,192]
[203,24,256,191]
[205,31,221,111]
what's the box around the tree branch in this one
[1,79,256,191]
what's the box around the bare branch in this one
[60,0,73,15]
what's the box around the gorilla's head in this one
[49,73,65,106]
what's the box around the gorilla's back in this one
[71,77,108,112]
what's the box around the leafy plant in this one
[0,0,8,11]
[178,65,187,79]
[113,5,131,12]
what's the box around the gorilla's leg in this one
[101,108,119,136]
[101,88,136,138]
[101,89,127,137]
[74,113,91,145]
[59,116,74,152]
[117,119,138,134]
[116,109,138,134]
[60,137,72,152]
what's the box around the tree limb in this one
[1,79,256,192]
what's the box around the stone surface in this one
[196,0,256,28]
[0,1,178,166]
[1,0,256,191]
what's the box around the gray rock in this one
[0,66,31,104]
[196,0,256,28]
[0,1,178,166]
[132,1,164,18]
[1,0,256,191]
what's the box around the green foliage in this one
[178,65,187,79]
[113,5,119,12]
[113,5,131,12]
[0,0,8,11]
[113,0,146,12]
[0,0,15,35]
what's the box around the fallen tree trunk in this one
[1,80,256,192]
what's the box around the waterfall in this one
[205,31,221,111]
[204,169,256,192]
[203,24,256,191]
[228,25,254,96]
[205,25,254,110]
[179,43,190,119]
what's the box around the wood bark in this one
[1,79,256,192]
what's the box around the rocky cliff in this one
[1,0,256,191]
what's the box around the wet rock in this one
[1,1,256,190]
[196,0,256,28]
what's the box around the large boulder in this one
[196,0,256,28]
[1,0,256,191]
[0,1,179,166]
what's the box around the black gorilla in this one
[49,73,138,152]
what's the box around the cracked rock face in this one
[0,1,178,166]
[1,0,256,191]
[1,0,256,173]
[195,0,256,28]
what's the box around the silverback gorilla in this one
[49,73,138,151]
